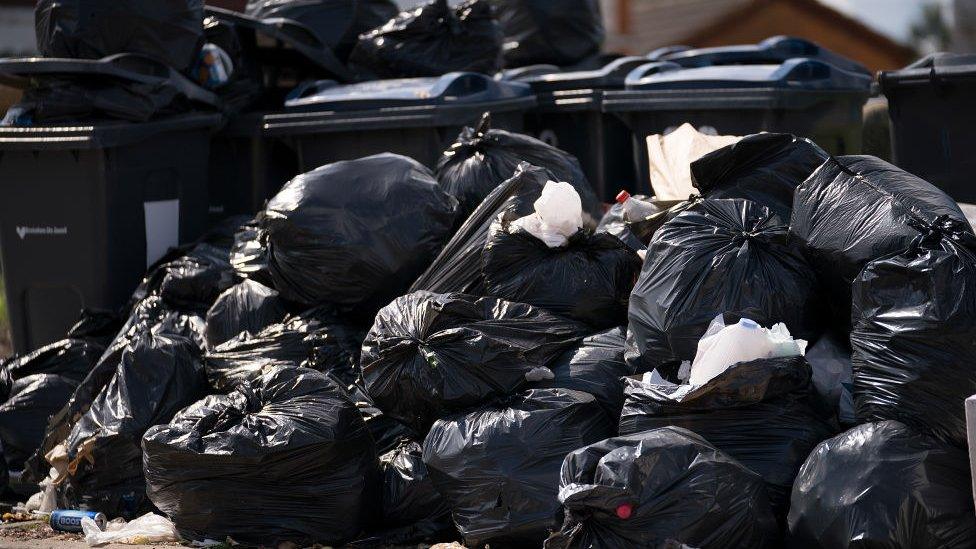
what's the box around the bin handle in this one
[624,62,681,85]
[103,54,220,107]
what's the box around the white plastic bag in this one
[510,180,582,247]
[82,513,180,546]
[646,123,740,200]
[689,315,807,386]
[806,332,855,424]
[24,469,57,515]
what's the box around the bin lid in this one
[0,112,222,150]
[646,45,692,61]
[660,36,870,75]
[879,52,976,91]
[205,6,353,82]
[624,58,872,92]
[514,56,653,92]
[496,64,561,82]
[283,72,533,111]
[0,54,219,108]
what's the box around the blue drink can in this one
[50,509,107,533]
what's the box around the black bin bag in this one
[0,339,102,470]
[790,155,972,327]
[489,0,604,68]
[627,198,823,377]
[596,194,679,252]
[535,326,634,421]
[690,133,828,219]
[144,366,378,545]
[618,356,835,511]
[483,214,641,328]
[57,332,207,518]
[546,427,779,549]
[35,0,205,72]
[436,114,603,224]
[204,279,287,349]
[423,388,614,547]
[349,0,502,79]
[260,153,458,315]
[787,420,976,548]
[413,162,561,295]
[851,223,976,448]
[362,291,588,432]
[205,306,363,392]
[244,0,397,62]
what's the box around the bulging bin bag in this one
[851,223,976,448]
[546,426,779,549]
[362,291,588,431]
[36,0,205,72]
[619,356,834,511]
[627,198,823,377]
[788,420,976,549]
[144,366,379,546]
[790,155,972,326]
[423,388,614,547]
[436,115,602,224]
[349,0,502,79]
[204,279,287,349]
[260,153,458,314]
[489,0,604,67]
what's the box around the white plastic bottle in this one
[689,318,776,386]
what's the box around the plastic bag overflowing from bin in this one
[54,332,207,518]
[35,0,205,72]
[205,306,363,391]
[790,155,972,327]
[483,190,641,328]
[349,0,502,79]
[423,388,614,547]
[244,0,398,62]
[851,222,976,448]
[260,153,458,316]
[362,291,588,432]
[436,115,603,224]
[143,366,379,546]
[488,0,604,67]
[204,279,287,349]
[626,198,823,377]
[788,420,976,548]
[0,338,102,471]
[546,427,779,549]
[619,355,834,511]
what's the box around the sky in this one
[817,0,952,43]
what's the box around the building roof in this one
[627,0,752,50]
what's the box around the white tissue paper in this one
[510,180,583,248]
[82,513,180,547]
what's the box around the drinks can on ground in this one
[50,510,107,533]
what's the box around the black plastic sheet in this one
[362,291,589,432]
[349,0,502,79]
[534,326,634,421]
[546,427,779,549]
[436,114,602,224]
[618,356,835,511]
[790,155,972,327]
[260,153,458,316]
[489,0,604,67]
[0,339,102,470]
[35,0,205,72]
[205,306,363,392]
[596,195,678,252]
[144,366,379,546]
[691,132,828,219]
[851,224,976,448]
[204,279,287,349]
[626,198,823,377]
[788,420,976,548]
[483,216,641,328]
[424,388,614,547]
[58,333,207,518]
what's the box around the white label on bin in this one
[144,199,180,268]
[15,226,68,239]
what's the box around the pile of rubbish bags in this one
[2,116,976,549]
